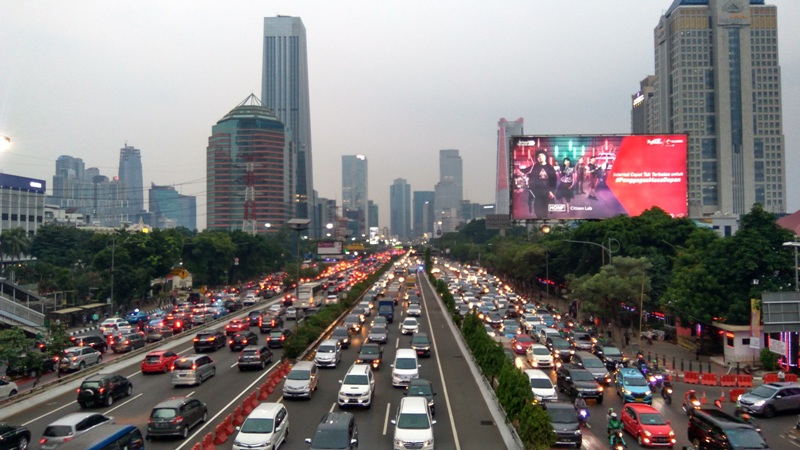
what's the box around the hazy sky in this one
[1,1,798,230]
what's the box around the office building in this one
[342,155,368,235]
[496,118,524,215]
[262,16,315,229]
[206,95,289,234]
[434,149,463,219]
[0,174,46,235]
[368,200,379,230]
[631,76,656,135]
[149,183,197,231]
[119,145,144,221]
[651,0,785,216]
[50,156,128,227]
[390,178,411,241]
[413,191,435,237]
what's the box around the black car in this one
[147,397,208,440]
[164,316,188,333]
[331,326,351,349]
[238,345,273,371]
[688,408,766,450]
[343,314,362,334]
[193,330,225,352]
[592,344,628,370]
[410,332,432,358]
[0,423,30,450]
[305,412,358,450]
[259,316,284,334]
[224,298,243,312]
[556,364,603,403]
[69,335,109,354]
[266,329,291,348]
[355,343,383,370]
[247,310,264,327]
[77,373,133,408]
[229,330,258,351]
[405,378,436,415]
[547,337,574,362]
[568,331,594,352]
[544,402,582,448]
[5,354,60,378]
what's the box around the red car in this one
[620,403,676,447]
[225,319,248,335]
[141,350,180,374]
[511,335,535,355]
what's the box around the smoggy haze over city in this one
[1,1,798,230]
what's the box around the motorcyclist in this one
[661,376,673,401]
[739,413,762,434]
[683,389,700,414]
[608,412,626,446]
[574,393,589,427]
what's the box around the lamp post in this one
[783,241,800,291]
[108,238,116,316]
[545,249,549,304]
[564,238,620,264]
[288,218,311,332]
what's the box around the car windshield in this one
[395,358,417,370]
[370,326,386,334]
[639,413,667,425]
[547,409,577,424]
[603,346,622,356]
[269,331,283,338]
[530,378,553,389]
[332,329,347,338]
[397,413,430,430]
[551,339,569,349]
[517,336,533,343]
[582,358,605,368]
[287,370,310,380]
[409,383,432,396]
[311,429,350,448]
[533,347,550,355]
[570,371,595,382]
[624,376,648,386]
[173,360,195,370]
[319,345,336,353]
[242,349,259,356]
[726,428,768,448]
[240,418,274,434]
[344,374,369,385]
[403,319,417,326]
[411,336,429,345]
[360,346,379,355]
[151,408,177,419]
[749,385,777,398]
[43,425,73,437]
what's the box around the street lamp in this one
[288,218,311,331]
[564,238,620,264]
[0,135,11,152]
[783,241,800,291]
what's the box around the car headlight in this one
[394,439,404,446]
[573,430,582,435]
[669,430,675,437]
[423,438,433,446]
[753,400,765,406]
[644,430,652,437]
[598,386,604,392]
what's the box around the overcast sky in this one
[1,0,797,230]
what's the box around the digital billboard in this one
[510,135,687,220]
[317,240,343,255]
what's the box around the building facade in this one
[50,156,129,227]
[0,174,46,235]
[496,118,524,215]
[434,149,463,220]
[118,145,144,222]
[651,0,785,217]
[390,178,411,241]
[341,155,368,235]
[413,191,435,237]
[368,200,379,230]
[206,95,289,234]
[149,183,197,231]
[631,76,656,134]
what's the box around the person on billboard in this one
[527,150,557,218]
[555,157,576,213]
[575,156,586,195]
[587,156,602,200]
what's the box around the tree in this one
[0,328,36,379]
[0,227,31,277]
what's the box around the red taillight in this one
[242,339,248,344]
[76,388,80,393]
[124,340,130,345]
[208,337,215,341]
[40,438,48,444]
[98,387,105,394]
[191,364,197,370]
[280,335,285,341]
[170,365,175,371]
[192,338,199,342]
[171,415,184,423]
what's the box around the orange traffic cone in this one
[720,390,725,403]
[701,391,708,404]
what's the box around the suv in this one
[229,330,258,351]
[338,364,375,409]
[315,339,342,368]
[736,381,800,417]
[331,326,351,349]
[544,402,581,448]
[305,412,358,450]
[259,315,284,334]
[77,373,133,408]
[233,402,288,450]
[111,332,146,353]
[40,413,113,450]
[687,408,767,450]
[238,344,273,371]
[568,331,595,351]
[356,343,383,370]
[283,361,318,399]
[59,346,102,373]
[556,364,604,403]
[171,355,216,387]
[592,344,628,370]
[410,333,432,358]
[69,335,108,353]
[247,310,263,327]
[391,396,435,450]
[614,367,652,405]
[193,330,226,352]
[147,397,208,440]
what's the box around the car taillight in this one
[76,388,80,393]
[98,387,105,393]
[124,340,130,345]
[229,339,233,344]
[171,415,184,423]
[208,337,215,341]
[191,364,197,370]
[242,339,248,344]
[280,335,285,341]
[193,338,199,342]
[170,365,175,371]
[40,438,48,444]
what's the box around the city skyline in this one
[1,1,798,230]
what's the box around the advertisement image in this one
[510,135,687,221]
[317,240,343,255]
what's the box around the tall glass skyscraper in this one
[262,16,315,231]
[496,118,524,215]
[342,155,368,235]
[434,149,463,221]
[413,191,435,237]
[149,183,197,231]
[651,0,785,216]
[390,178,411,241]
[119,145,144,221]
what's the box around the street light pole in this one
[110,238,116,316]
[288,218,311,334]
[564,239,620,264]
[783,241,800,291]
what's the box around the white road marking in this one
[383,402,392,435]
[395,337,399,349]
[186,390,195,397]
[104,393,142,414]
[22,401,74,426]
[329,402,336,413]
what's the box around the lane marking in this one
[383,402,391,435]
[104,393,142,414]
[187,390,195,397]
[394,337,399,349]
[22,401,74,426]
[329,402,336,413]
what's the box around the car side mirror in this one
[305,438,312,444]
[339,380,343,384]
[418,364,422,368]
[565,377,571,381]
[390,364,394,368]
[776,395,783,399]
[351,439,358,445]
[432,420,437,425]
[235,426,241,431]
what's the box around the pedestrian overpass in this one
[0,279,46,334]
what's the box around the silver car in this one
[40,413,113,449]
[368,325,388,344]
[59,346,102,373]
[171,354,216,387]
[737,382,800,417]
[282,361,318,399]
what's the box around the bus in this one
[59,424,144,450]
[297,281,323,309]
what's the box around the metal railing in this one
[0,295,45,327]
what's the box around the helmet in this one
[577,393,583,398]
[610,412,618,419]
[740,413,751,420]
[608,407,615,413]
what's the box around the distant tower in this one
[496,118,524,214]
[390,178,411,241]
[119,144,144,221]
[342,155,368,235]
[434,149,462,219]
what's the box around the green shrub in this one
[517,404,556,450]
[760,347,779,371]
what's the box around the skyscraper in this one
[434,149,463,219]
[368,200,379,230]
[390,178,411,241]
[631,76,656,135]
[413,191,435,237]
[207,95,288,234]
[149,183,197,231]
[342,155,368,235]
[496,118,524,214]
[119,144,144,221]
[51,156,128,226]
[262,16,315,228]
[651,0,785,216]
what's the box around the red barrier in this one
[787,374,798,382]
[213,423,228,445]
[265,383,274,397]
[720,374,737,387]
[224,414,234,435]
[683,371,700,384]
[763,373,779,383]
[258,384,268,401]
[233,405,244,426]
[729,388,746,402]
[202,432,215,450]
[700,373,718,386]
[736,375,753,387]
[192,444,203,450]
[243,398,254,416]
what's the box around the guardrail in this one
[0,295,45,327]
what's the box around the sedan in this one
[368,325,389,344]
[125,310,150,325]
[266,329,291,348]
[0,423,30,450]
[620,403,676,447]
[406,304,422,317]
[225,319,248,336]
[511,335,535,355]
[400,318,419,335]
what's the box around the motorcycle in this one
[661,381,673,404]
[682,390,701,415]
[610,430,627,449]
[578,408,589,428]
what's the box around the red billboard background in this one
[510,135,687,220]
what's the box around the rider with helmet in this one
[608,412,626,446]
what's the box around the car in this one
[125,310,150,325]
[400,317,419,335]
[355,343,383,370]
[171,354,216,387]
[620,403,676,447]
[225,319,248,335]
[331,326,351,349]
[614,367,652,405]
[537,327,561,346]
[141,350,180,374]
[259,315,284,334]
[69,335,109,353]
[547,337,574,362]
[410,332,432,357]
[457,304,470,316]
[406,304,422,317]
[265,328,289,348]
[484,324,496,337]
[325,294,339,305]
[502,319,521,339]
[193,330,226,352]
[111,332,146,353]
[572,351,612,384]
[0,377,18,398]
[526,344,555,369]
[40,413,113,450]
[593,344,628,370]
[77,373,133,408]
[405,378,437,415]
[338,364,375,409]
[314,339,342,368]
[525,369,558,402]
[736,381,800,417]
[229,330,258,351]
[242,293,258,307]
[283,361,318,399]
[304,412,358,450]
[371,316,388,328]
[344,314,362,333]
[556,363,604,403]
[163,316,188,333]
[543,402,581,448]
[190,307,215,325]
[147,397,208,440]
[0,423,30,450]
[521,313,539,332]
[267,304,285,317]
[5,354,60,378]
[238,345,273,371]
[391,396,435,450]
[224,298,244,312]
[59,346,102,373]
[368,324,389,344]
[99,318,129,336]
[247,310,263,327]
[687,408,766,450]
[511,334,535,355]
[232,402,288,450]
[568,331,595,351]
[144,320,175,342]
[391,348,420,387]
[285,307,299,320]
[484,312,503,327]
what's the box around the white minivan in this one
[391,348,420,387]
[391,396,435,450]
[232,402,288,450]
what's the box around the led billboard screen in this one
[510,135,687,220]
[317,240,343,255]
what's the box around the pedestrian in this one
[92,312,99,325]
[778,368,786,382]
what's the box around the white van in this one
[232,402,288,450]
[391,396,435,450]
[391,348,420,387]
[537,327,560,346]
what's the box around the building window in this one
[727,335,734,347]
[742,338,750,346]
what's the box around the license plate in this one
[635,398,643,402]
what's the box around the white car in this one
[242,293,257,307]
[524,369,557,402]
[232,402,288,450]
[391,396,435,450]
[401,318,419,335]
[0,376,18,398]
[100,318,129,336]
[337,364,375,408]
[325,294,339,305]
[526,344,554,369]
[406,304,422,317]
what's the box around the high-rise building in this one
[119,145,144,221]
[413,191,435,237]
[496,118,524,214]
[206,95,289,234]
[390,178,411,241]
[631,76,656,135]
[262,16,315,229]
[342,155,368,235]
[651,0,785,216]
[149,183,197,231]
[434,149,463,218]
[0,174,46,235]
[368,200,379,230]
[50,156,128,226]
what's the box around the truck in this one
[377,295,394,323]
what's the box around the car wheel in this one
[8,389,17,397]
[78,402,88,408]
[97,356,102,364]
[202,410,208,422]
[106,394,114,406]
[126,384,132,396]
[763,405,775,418]
[261,361,266,370]
[181,426,189,439]
[638,435,644,446]
[79,361,86,370]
